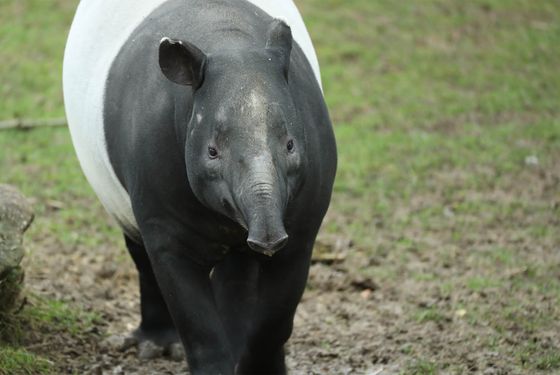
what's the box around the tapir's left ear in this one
[159,37,207,88]
[265,20,293,80]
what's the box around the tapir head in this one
[159,20,305,256]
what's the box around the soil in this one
[13,160,560,375]
[22,229,395,375]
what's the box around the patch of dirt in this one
[17,199,411,375]
[19,218,396,375]
[12,152,560,375]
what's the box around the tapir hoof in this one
[167,342,186,361]
[136,340,184,361]
[133,326,183,361]
[103,327,183,361]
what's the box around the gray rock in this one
[0,184,33,277]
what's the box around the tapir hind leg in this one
[124,235,182,359]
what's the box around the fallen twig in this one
[0,117,67,130]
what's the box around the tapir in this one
[63,0,336,373]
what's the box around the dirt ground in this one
[19,163,560,375]
[22,226,392,374]
[7,135,558,375]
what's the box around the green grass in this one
[0,294,99,375]
[415,307,448,324]
[0,347,52,375]
[465,276,499,292]
[0,0,75,119]
[0,268,24,313]
[0,127,121,249]
[301,0,560,242]
[518,342,560,371]
[24,296,100,336]
[1,0,560,373]
[403,360,438,375]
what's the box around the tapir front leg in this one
[236,239,314,375]
[124,235,181,358]
[211,252,259,364]
[142,228,235,375]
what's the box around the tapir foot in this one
[104,327,184,361]
[131,326,184,360]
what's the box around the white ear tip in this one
[160,37,183,46]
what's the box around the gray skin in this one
[103,0,336,374]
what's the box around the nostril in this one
[246,239,260,251]
[273,235,289,250]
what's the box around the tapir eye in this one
[208,146,218,159]
[287,139,295,153]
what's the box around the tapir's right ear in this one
[159,37,207,88]
[265,20,292,81]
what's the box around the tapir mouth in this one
[242,204,289,256]
[247,233,289,256]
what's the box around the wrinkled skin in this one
[184,49,304,256]
[101,2,336,374]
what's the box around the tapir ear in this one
[265,20,292,80]
[159,37,207,88]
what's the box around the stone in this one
[0,184,33,312]
[0,184,33,276]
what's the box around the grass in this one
[0,347,52,375]
[1,0,560,373]
[24,296,100,336]
[0,268,24,313]
[518,341,560,371]
[0,0,75,119]
[403,360,438,375]
[0,294,99,375]
[415,307,449,324]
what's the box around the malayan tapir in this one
[63,0,336,373]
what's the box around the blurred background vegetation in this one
[0,0,559,373]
